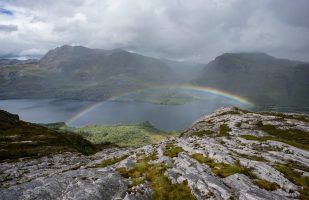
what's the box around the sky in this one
[0,0,309,63]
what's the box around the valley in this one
[45,121,178,148]
[1,46,308,107]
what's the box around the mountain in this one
[1,48,308,106]
[0,58,38,66]
[0,109,96,160]
[0,107,308,199]
[39,45,177,82]
[194,53,309,106]
[0,45,192,101]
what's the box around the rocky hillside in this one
[1,107,309,200]
[194,53,309,106]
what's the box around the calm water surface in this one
[0,98,307,131]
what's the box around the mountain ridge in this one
[194,52,309,106]
[0,46,308,106]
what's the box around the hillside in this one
[0,45,197,101]
[1,49,308,107]
[1,107,308,200]
[0,110,96,160]
[194,53,309,106]
[45,121,178,147]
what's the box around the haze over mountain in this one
[0,45,308,106]
[0,45,200,100]
[195,53,309,106]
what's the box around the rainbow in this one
[66,85,254,125]
[178,85,253,106]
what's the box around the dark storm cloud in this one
[0,0,309,62]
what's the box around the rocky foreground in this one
[0,107,309,200]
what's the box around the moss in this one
[256,123,309,151]
[94,154,129,168]
[238,153,267,162]
[191,130,214,137]
[260,112,309,123]
[285,160,309,173]
[219,124,231,137]
[116,156,196,200]
[163,144,184,158]
[145,152,158,161]
[274,164,309,199]
[253,179,280,191]
[130,177,144,187]
[191,153,279,191]
[235,122,242,128]
[217,110,240,116]
[191,153,244,178]
[274,164,309,187]
[240,135,274,142]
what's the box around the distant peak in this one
[55,45,89,50]
[112,48,125,52]
[220,52,272,57]
[52,45,127,54]
[215,52,275,62]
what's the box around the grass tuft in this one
[191,153,244,178]
[191,130,214,137]
[240,135,274,142]
[163,144,184,158]
[253,179,280,191]
[191,153,280,191]
[116,155,196,200]
[94,155,129,168]
[219,124,231,137]
[274,164,309,199]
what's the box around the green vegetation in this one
[190,130,214,137]
[237,153,267,162]
[240,135,274,142]
[256,122,309,151]
[93,155,129,168]
[191,153,245,178]
[0,110,97,160]
[217,111,240,116]
[116,155,197,200]
[188,125,231,138]
[253,179,280,191]
[260,112,309,123]
[219,124,231,137]
[274,164,309,200]
[163,143,184,157]
[48,121,177,148]
[235,122,242,128]
[191,153,280,191]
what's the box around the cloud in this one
[0,0,309,62]
[0,24,17,32]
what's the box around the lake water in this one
[0,98,307,131]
